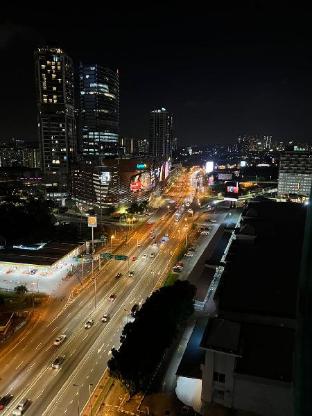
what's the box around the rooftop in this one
[200,318,241,355]
[218,200,306,319]
[0,241,80,267]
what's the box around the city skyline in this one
[1,4,312,145]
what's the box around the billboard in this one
[100,171,111,185]
[130,171,152,193]
[224,181,239,201]
[205,161,214,174]
[218,173,233,181]
[88,216,97,228]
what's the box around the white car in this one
[184,252,194,257]
[53,334,67,346]
[150,253,155,258]
[12,399,31,415]
[142,254,147,259]
[201,231,210,235]
[101,314,110,323]
[84,319,94,329]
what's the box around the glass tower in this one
[79,64,119,159]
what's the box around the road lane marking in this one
[15,360,24,370]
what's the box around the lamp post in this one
[73,384,80,416]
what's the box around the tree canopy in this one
[108,280,196,395]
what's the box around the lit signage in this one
[205,161,214,174]
[100,172,111,184]
[136,163,147,170]
[88,216,97,228]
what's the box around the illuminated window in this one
[53,87,56,91]
[86,75,89,79]
[52,74,56,79]
[41,65,46,69]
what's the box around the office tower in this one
[79,64,119,158]
[119,137,149,156]
[278,150,312,198]
[35,47,75,180]
[149,108,173,159]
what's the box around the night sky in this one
[1,3,312,145]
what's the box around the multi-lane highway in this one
[0,170,202,416]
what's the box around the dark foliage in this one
[108,280,196,395]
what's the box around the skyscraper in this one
[35,47,75,180]
[149,108,173,159]
[278,150,312,198]
[79,64,119,159]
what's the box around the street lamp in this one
[73,384,80,416]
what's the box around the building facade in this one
[119,137,149,156]
[149,108,173,159]
[278,150,312,198]
[72,158,169,207]
[35,47,76,183]
[79,64,119,158]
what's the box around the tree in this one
[14,285,28,295]
[108,280,196,395]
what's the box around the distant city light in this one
[240,161,247,167]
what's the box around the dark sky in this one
[1,2,312,145]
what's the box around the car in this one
[53,334,67,346]
[188,247,196,252]
[115,272,122,279]
[131,304,140,317]
[201,231,209,235]
[129,271,134,277]
[109,294,117,302]
[137,243,141,247]
[84,319,94,329]
[184,252,194,257]
[101,314,110,323]
[142,254,147,259]
[0,394,13,411]
[51,355,65,369]
[12,399,31,415]
[150,253,155,258]
[173,267,182,273]
[132,256,137,261]
[208,219,217,223]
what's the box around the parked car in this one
[115,272,122,279]
[129,271,134,277]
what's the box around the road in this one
[0,169,210,416]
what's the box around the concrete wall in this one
[233,374,294,416]
[201,350,236,414]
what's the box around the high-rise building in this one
[35,47,76,180]
[149,108,173,159]
[278,150,312,198]
[119,137,149,156]
[79,64,119,158]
